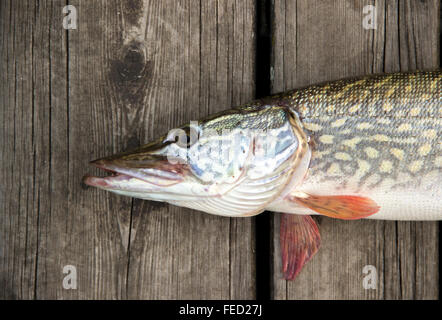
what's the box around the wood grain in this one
[0,0,439,300]
[0,0,256,299]
[271,0,439,300]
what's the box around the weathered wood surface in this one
[1,0,440,300]
[0,0,256,299]
[271,0,440,299]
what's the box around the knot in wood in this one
[114,42,147,82]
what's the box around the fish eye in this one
[164,125,200,149]
[164,129,180,143]
[177,133,192,148]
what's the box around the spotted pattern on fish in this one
[280,70,441,191]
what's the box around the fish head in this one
[83,104,310,215]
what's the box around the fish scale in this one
[288,71,440,189]
[268,70,441,220]
[300,115,440,189]
[288,70,440,119]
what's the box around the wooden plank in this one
[0,0,43,299]
[271,0,439,299]
[0,0,256,299]
[121,0,256,299]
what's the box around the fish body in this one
[84,70,441,280]
[268,70,442,220]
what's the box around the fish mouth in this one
[83,154,189,190]
[83,171,135,189]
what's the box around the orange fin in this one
[290,194,380,220]
[280,214,320,280]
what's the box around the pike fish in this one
[84,70,442,280]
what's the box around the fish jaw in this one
[83,172,136,189]
[83,153,187,195]
[91,156,187,183]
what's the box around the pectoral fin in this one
[289,193,380,220]
[280,214,321,280]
